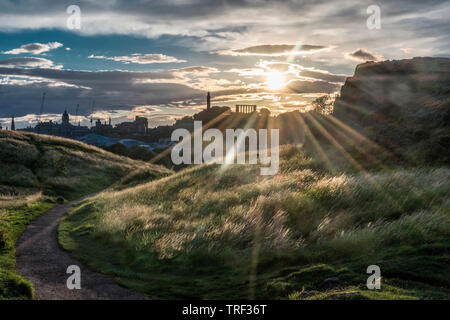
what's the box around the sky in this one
[0,0,449,129]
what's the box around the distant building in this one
[62,110,69,125]
[193,92,232,124]
[92,118,113,135]
[20,109,152,139]
[115,116,148,134]
[174,116,195,131]
[147,125,172,141]
[15,91,273,145]
[21,109,90,138]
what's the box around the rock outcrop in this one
[333,57,450,164]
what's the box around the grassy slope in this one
[0,130,171,299]
[59,145,450,299]
[0,130,170,199]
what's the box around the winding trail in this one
[15,198,144,300]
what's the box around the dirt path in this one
[15,199,144,300]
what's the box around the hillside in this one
[0,130,171,199]
[58,57,450,300]
[59,146,450,299]
[0,130,171,299]
[333,57,450,165]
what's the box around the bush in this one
[0,270,34,299]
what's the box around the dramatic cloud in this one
[2,42,63,54]
[0,57,57,68]
[258,61,348,83]
[0,78,205,119]
[0,0,449,127]
[0,62,340,121]
[218,44,328,56]
[0,65,220,85]
[284,80,341,94]
[228,61,348,85]
[346,48,382,62]
[0,65,213,118]
[0,0,448,61]
[172,66,219,76]
[88,53,186,64]
[298,69,348,83]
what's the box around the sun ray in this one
[303,112,403,211]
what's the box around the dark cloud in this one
[3,0,445,21]
[173,66,218,74]
[0,80,204,118]
[300,70,348,83]
[346,49,382,62]
[2,42,63,54]
[0,64,344,119]
[0,57,56,68]
[213,78,340,97]
[284,80,340,94]
[88,53,186,64]
[0,66,212,84]
[231,44,327,56]
[0,67,206,117]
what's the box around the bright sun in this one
[266,71,285,90]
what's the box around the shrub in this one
[0,270,34,299]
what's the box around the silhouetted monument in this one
[235,105,257,113]
[207,91,211,110]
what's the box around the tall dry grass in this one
[76,145,449,270]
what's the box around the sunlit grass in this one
[59,145,450,299]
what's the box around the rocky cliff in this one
[333,57,450,164]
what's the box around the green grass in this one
[59,145,450,299]
[0,193,55,299]
[0,130,171,199]
[0,131,172,300]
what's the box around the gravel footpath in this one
[15,199,144,300]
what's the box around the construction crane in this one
[38,92,46,123]
[36,92,46,133]
[90,100,95,128]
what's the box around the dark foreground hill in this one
[0,130,171,199]
[0,131,171,299]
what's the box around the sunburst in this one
[265,71,285,90]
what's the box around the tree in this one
[259,108,271,118]
[312,94,334,115]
